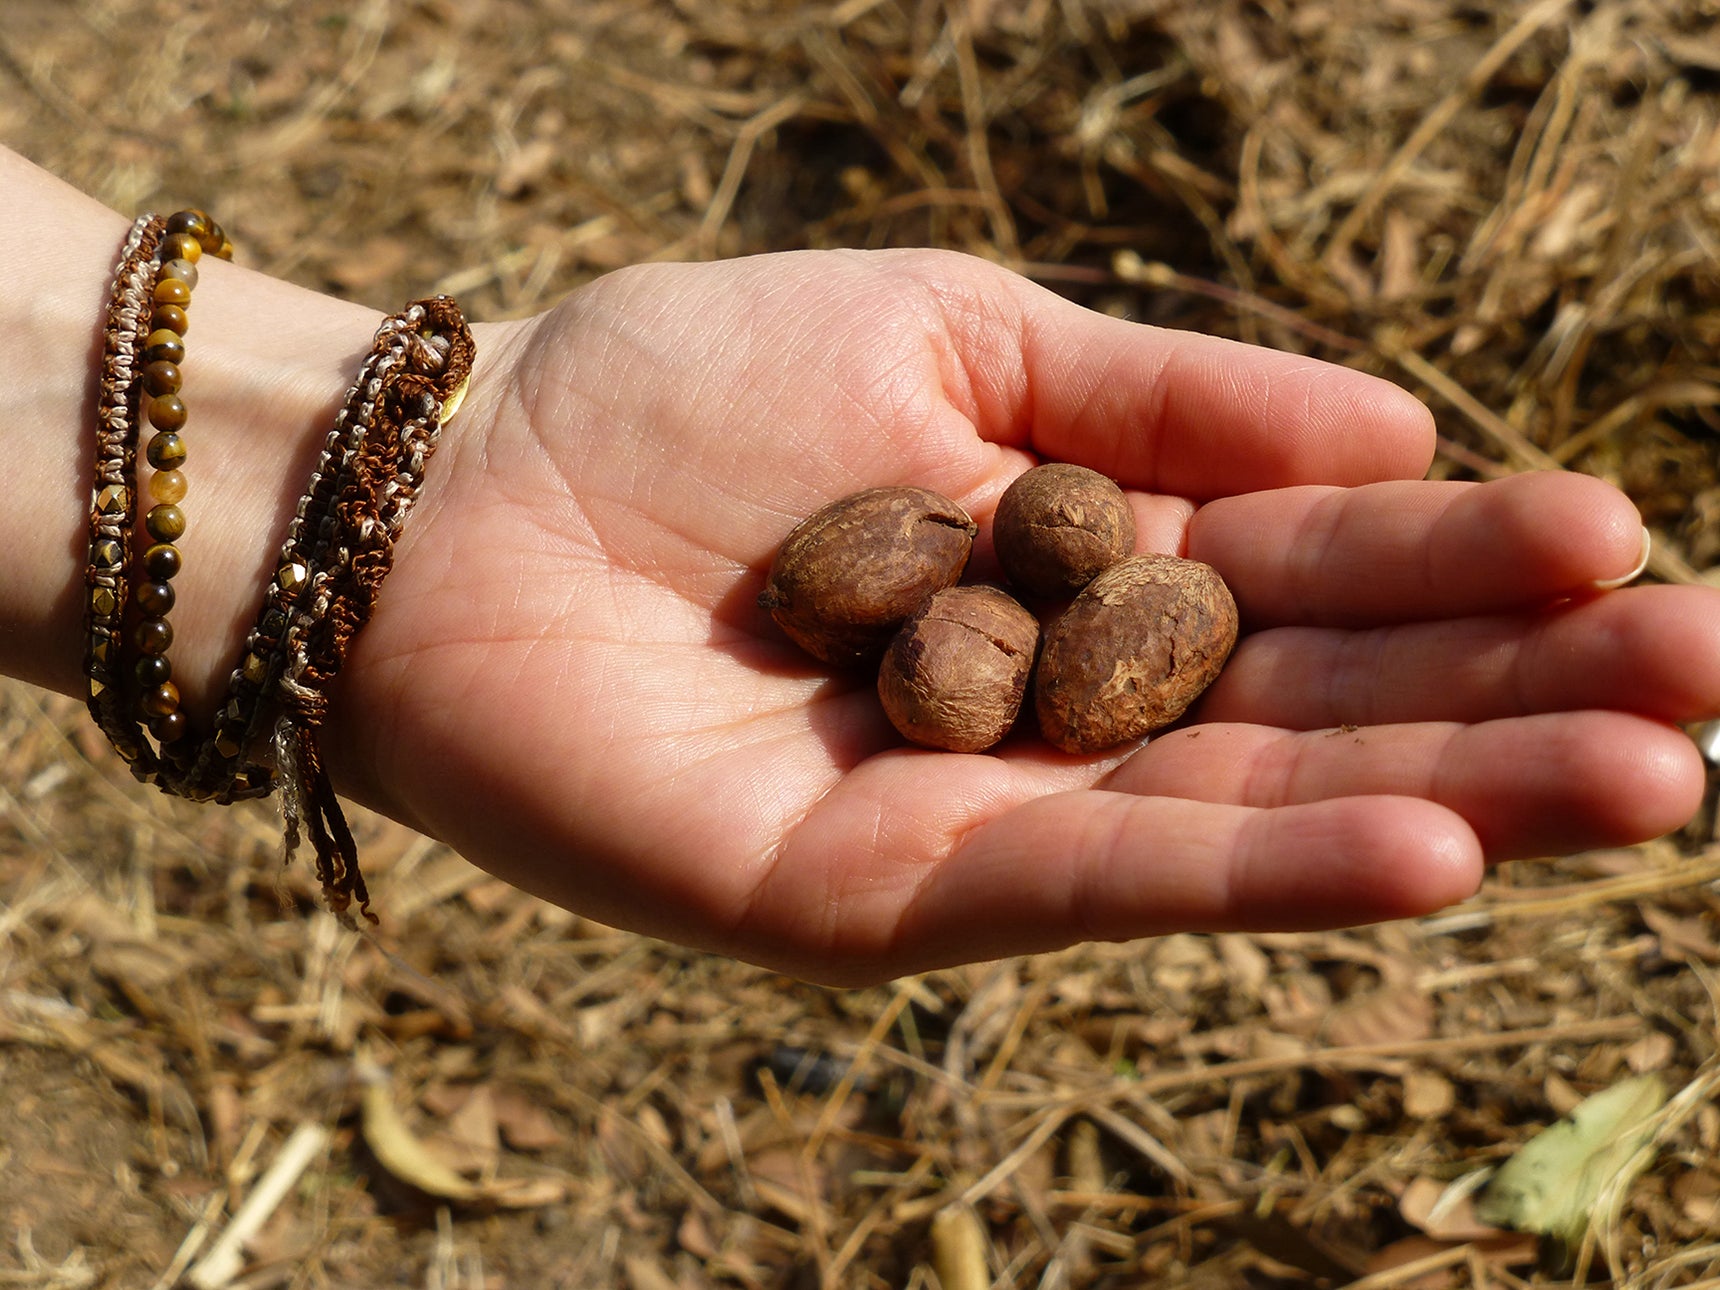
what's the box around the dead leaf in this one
[1671,1166,1720,1227]
[677,1207,717,1260]
[1214,934,1270,995]
[480,1177,568,1209]
[361,1077,483,1202]
[493,1088,567,1151]
[358,1062,563,1208]
[745,1143,834,1231]
[1545,1072,1583,1117]
[1323,984,1434,1048]
[1403,1070,1455,1119]
[1150,934,1222,996]
[1640,905,1720,962]
[623,1252,680,1290]
[1623,1030,1675,1074]
[1263,973,1332,1036]
[1399,1174,1503,1240]
[445,1085,500,1163]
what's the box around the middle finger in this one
[1196,584,1720,729]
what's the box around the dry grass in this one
[3,0,1720,1285]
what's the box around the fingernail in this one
[1590,527,1651,591]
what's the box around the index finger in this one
[944,266,1438,496]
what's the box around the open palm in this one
[326,250,1716,983]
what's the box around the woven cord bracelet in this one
[221,298,473,922]
[85,213,165,768]
[89,215,474,924]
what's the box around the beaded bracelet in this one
[176,302,474,814]
[181,312,430,791]
[280,302,473,921]
[134,208,233,757]
[89,214,474,924]
[86,209,234,782]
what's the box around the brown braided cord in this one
[289,303,475,701]
[86,214,166,775]
[270,297,474,922]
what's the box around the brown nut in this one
[878,585,1040,752]
[759,486,977,666]
[993,463,1136,599]
[1034,554,1237,754]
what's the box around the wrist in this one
[140,255,383,723]
[0,150,383,725]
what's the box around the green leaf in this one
[1475,1074,1666,1249]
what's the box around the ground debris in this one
[4,0,1720,1284]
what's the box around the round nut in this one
[759,486,977,666]
[993,463,1136,599]
[878,585,1040,753]
[1034,554,1237,754]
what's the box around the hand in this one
[327,248,1719,983]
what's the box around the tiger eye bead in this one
[153,277,191,307]
[143,542,181,580]
[135,654,172,687]
[165,209,213,241]
[146,432,186,469]
[142,360,181,396]
[141,681,181,718]
[143,330,186,365]
[150,711,190,745]
[161,232,202,264]
[148,395,187,432]
[148,469,187,504]
[133,618,173,655]
[151,304,190,337]
[158,258,199,289]
[137,580,176,615]
[146,503,186,542]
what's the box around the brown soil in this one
[4,1,1719,1286]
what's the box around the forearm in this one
[0,147,386,719]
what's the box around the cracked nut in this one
[1034,554,1237,754]
[993,463,1136,599]
[878,585,1040,752]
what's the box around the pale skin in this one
[8,146,1719,985]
